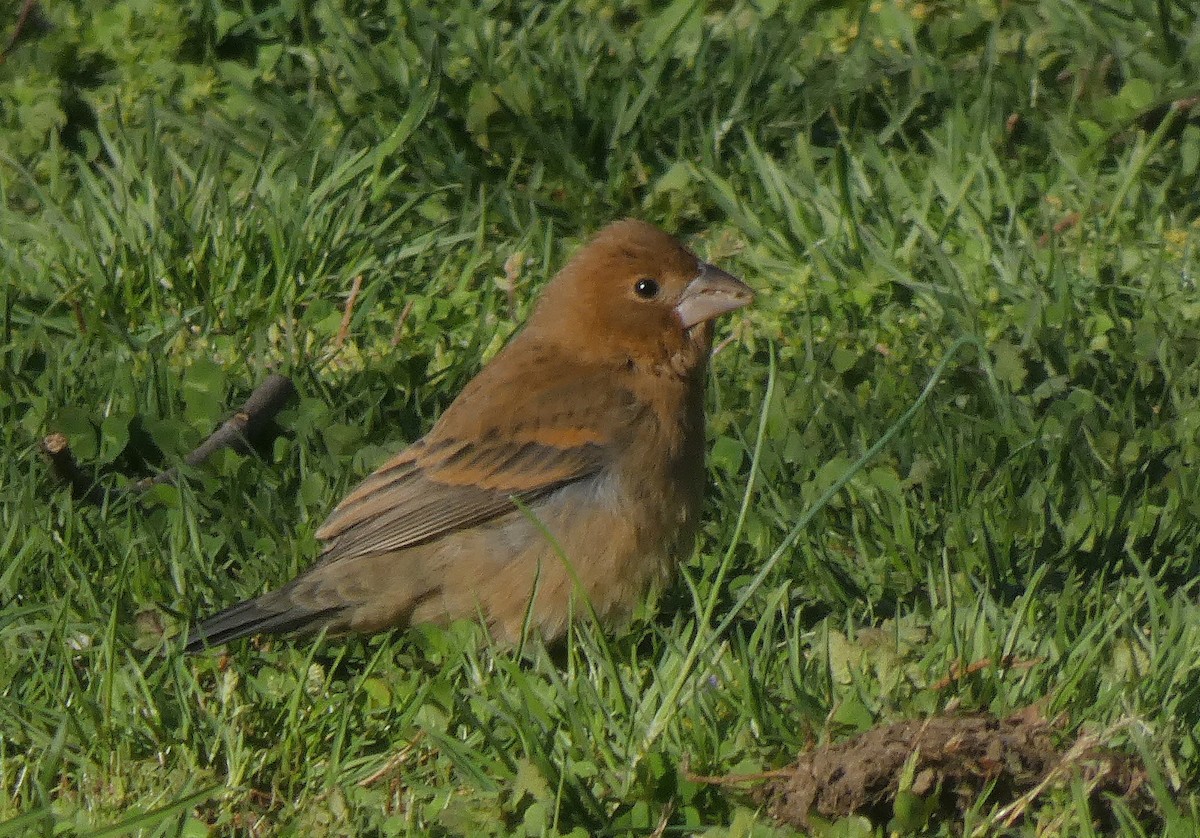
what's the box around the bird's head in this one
[526,219,753,369]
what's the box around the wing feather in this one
[314,349,638,561]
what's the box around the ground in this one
[2,1,1199,835]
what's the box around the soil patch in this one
[754,707,1147,830]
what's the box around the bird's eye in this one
[634,278,660,299]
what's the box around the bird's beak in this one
[674,264,754,329]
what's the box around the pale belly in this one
[404,466,701,643]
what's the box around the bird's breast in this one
[429,366,710,642]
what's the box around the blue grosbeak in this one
[185,220,752,651]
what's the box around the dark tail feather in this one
[183,590,343,653]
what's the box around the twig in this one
[1037,211,1081,248]
[70,299,87,335]
[358,732,425,788]
[985,720,1137,832]
[137,374,297,489]
[42,374,297,504]
[40,433,107,505]
[504,251,523,320]
[333,276,363,349]
[0,0,38,65]
[390,299,414,348]
[952,710,1138,836]
[710,334,736,357]
[931,655,1043,690]
[681,755,792,787]
[648,800,673,838]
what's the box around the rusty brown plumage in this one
[184,220,752,651]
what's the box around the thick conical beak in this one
[674,263,754,329]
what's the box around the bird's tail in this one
[183,583,344,653]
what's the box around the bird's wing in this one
[314,355,637,561]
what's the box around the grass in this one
[3,0,1200,834]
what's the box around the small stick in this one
[710,334,737,358]
[931,655,1043,690]
[0,0,38,65]
[70,299,87,335]
[648,801,673,838]
[333,275,364,349]
[504,252,523,320]
[135,374,297,490]
[390,299,414,348]
[680,755,791,787]
[42,374,297,504]
[358,732,425,788]
[40,433,107,505]
[1037,211,1081,248]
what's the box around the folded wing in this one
[315,352,638,562]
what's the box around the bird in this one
[184,219,753,652]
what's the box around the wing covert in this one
[314,351,639,561]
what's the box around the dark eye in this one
[634,278,660,299]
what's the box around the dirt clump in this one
[756,707,1146,830]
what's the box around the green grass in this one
[3,0,1200,834]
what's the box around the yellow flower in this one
[1165,229,1189,247]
